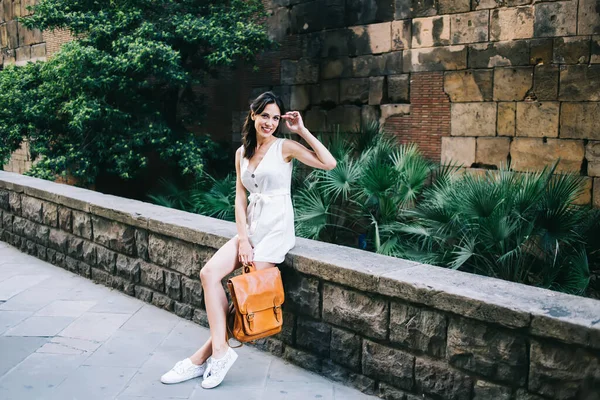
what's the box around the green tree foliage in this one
[0,0,273,186]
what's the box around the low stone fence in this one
[0,170,598,400]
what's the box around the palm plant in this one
[396,164,593,295]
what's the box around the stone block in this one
[327,105,362,131]
[0,24,7,48]
[277,311,295,345]
[20,0,36,16]
[395,0,436,19]
[587,141,600,177]
[559,65,600,101]
[516,102,559,138]
[441,137,476,167]
[578,0,600,35]
[140,261,164,292]
[12,216,24,236]
[379,104,410,126]
[529,339,600,399]
[473,381,512,400]
[96,246,117,273]
[490,7,534,41]
[17,22,42,46]
[281,267,320,318]
[447,317,527,385]
[266,7,289,42]
[92,215,135,256]
[82,241,96,265]
[134,286,153,303]
[290,85,310,110]
[181,276,203,307]
[534,1,577,37]
[58,207,72,231]
[174,302,193,320]
[340,78,370,104]
[21,196,42,223]
[134,229,148,260]
[439,0,471,14]
[311,80,339,106]
[152,292,174,311]
[510,138,584,172]
[403,46,467,72]
[415,357,473,400]
[369,76,384,105]
[164,270,181,301]
[322,360,376,394]
[321,29,349,58]
[559,102,600,140]
[345,0,394,26]
[468,40,529,68]
[42,201,58,228]
[305,108,327,132]
[475,0,532,9]
[391,19,411,50]
[351,54,386,77]
[387,74,409,103]
[362,340,414,390]
[444,70,493,102]
[148,234,203,277]
[594,178,600,208]
[67,236,84,260]
[330,328,361,369]
[349,22,391,55]
[115,254,140,282]
[6,20,18,49]
[290,0,344,33]
[573,176,593,205]
[34,225,49,246]
[361,105,380,126]
[296,317,331,355]
[72,210,92,239]
[451,102,497,137]
[322,283,388,339]
[382,51,403,74]
[412,16,450,49]
[529,38,554,65]
[48,228,68,253]
[14,45,30,65]
[493,67,533,101]
[451,11,489,45]
[553,36,590,64]
[476,137,511,168]
[281,59,319,85]
[321,58,351,80]
[389,302,447,358]
[92,267,112,285]
[532,65,558,101]
[497,102,517,136]
[593,36,600,63]
[283,346,322,373]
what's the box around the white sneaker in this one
[201,347,238,389]
[161,358,207,384]
[203,357,212,380]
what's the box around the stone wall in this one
[1,170,599,400]
[229,0,600,207]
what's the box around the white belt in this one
[247,191,290,235]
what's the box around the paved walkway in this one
[0,242,375,400]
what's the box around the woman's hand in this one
[238,237,254,265]
[282,111,306,135]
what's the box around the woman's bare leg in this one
[195,236,241,360]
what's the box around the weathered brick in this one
[330,328,361,370]
[327,105,362,131]
[311,80,339,106]
[42,201,58,228]
[532,65,558,100]
[290,85,310,110]
[164,270,182,301]
[96,246,117,274]
[510,138,584,173]
[516,102,559,138]
[560,102,600,140]
[368,76,384,105]
[451,103,496,137]
[115,254,140,282]
[296,317,331,355]
[451,11,489,44]
[490,7,534,41]
[529,38,554,65]
[553,36,590,64]
[442,137,476,167]
[283,346,322,373]
[362,340,414,390]
[577,0,600,35]
[476,137,511,168]
[135,286,153,303]
[320,29,348,58]
[92,215,136,256]
[320,58,352,80]
[534,1,577,37]
[345,0,394,26]
[497,102,516,136]
[444,70,493,102]
[322,283,388,339]
[391,19,411,50]
[140,261,164,292]
[349,22,391,55]
[390,302,447,358]
[281,268,320,318]
[559,65,600,101]
[340,78,370,103]
[72,210,92,239]
[412,16,450,49]
[415,357,473,400]
[361,105,380,126]
[58,207,72,232]
[151,292,174,311]
[351,54,386,77]
[387,74,409,103]
[403,46,467,72]
[592,35,600,63]
[493,67,533,101]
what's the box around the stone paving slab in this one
[0,242,377,400]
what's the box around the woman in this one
[160,92,336,389]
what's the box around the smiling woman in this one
[160,91,336,389]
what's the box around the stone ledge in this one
[0,170,599,351]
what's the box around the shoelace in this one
[205,354,228,378]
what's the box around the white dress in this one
[239,138,295,263]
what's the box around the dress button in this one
[251,174,255,178]
[255,184,258,187]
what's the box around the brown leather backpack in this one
[226,263,284,345]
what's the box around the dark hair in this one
[242,91,285,159]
